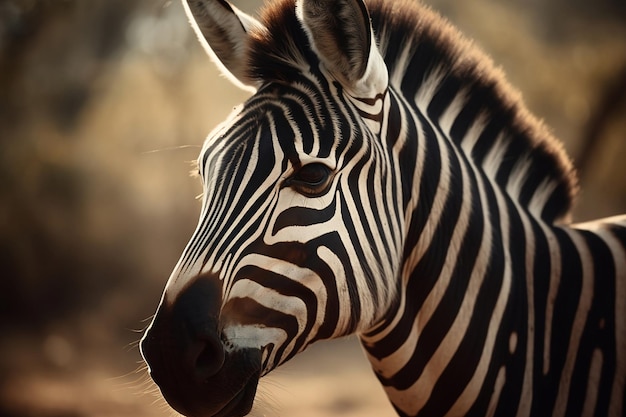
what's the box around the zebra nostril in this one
[167,276,225,383]
[186,332,225,383]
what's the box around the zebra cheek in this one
[219,277,311,356]
[220,296,295,353]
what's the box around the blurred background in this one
[0,0,624,416]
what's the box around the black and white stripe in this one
[141,1,625,416]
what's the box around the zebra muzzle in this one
[141,277,262,417]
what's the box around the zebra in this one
[140,0,626,416]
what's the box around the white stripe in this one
[390,41,415,88]
[541,223,561,375]
[446,171,510,416]
[552,229,594,417]
[414,67,446,113]
[438,91,467,136]
[581,349,603,416]
[481,133,509,179]
[486,366,507,417]
[574,215,626,417]
[515,209,536,417]
[460,112,489,155]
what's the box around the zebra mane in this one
[247,0,579,223]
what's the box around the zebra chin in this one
[140,278,263,417]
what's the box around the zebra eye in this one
[295,163,328,185]
[288,163,332,196]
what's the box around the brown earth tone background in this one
[1,0,625,416]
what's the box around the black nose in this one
[185,324,225,382]
[141,277,225,408]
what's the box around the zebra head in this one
[141,0,402,416]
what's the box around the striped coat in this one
[141,1,626,416]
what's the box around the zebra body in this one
[140,0,626,416]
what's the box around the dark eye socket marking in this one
[286,163,333,197]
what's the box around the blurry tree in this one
[0,0,149,328]
[577,64,626,177]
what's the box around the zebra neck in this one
[359,195,626,416]
[358,124,519,415]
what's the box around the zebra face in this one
[142,79,399,417]
[141,0,398,416]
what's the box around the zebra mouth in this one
[209,376,259,417]
[147,344,262,417]
[141,277,264,417]
[155,360,261,417]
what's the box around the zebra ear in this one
[296,0,387,96]
[182,0,263,91]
